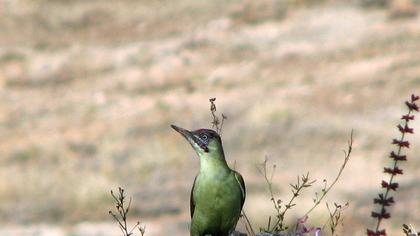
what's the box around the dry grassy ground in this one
[0,0,419,235]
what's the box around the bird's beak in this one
[171,124,209,153]
[171,124,193,140]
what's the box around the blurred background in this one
[0,0,420,235]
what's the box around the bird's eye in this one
[202,134,208,140]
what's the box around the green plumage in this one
[171,125,246,236]
[190,160,245,236]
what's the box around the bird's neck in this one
[199,151,229,175]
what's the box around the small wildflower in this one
[296,216,321,235]
[397,124,414,134]
[389,151,407,161]
[373,193,394,206]
[392,139,410,148]
[381,180,399,191]
[383,167,403,175]
[401,114,415,121]
[405,101,419,111]
[367,229,387,236]
[371,208,390,219]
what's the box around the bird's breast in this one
[194,172,242,212]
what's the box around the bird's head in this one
[171,124,223,157]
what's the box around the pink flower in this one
[296,216,321,236]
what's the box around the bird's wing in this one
[190,175,198,218]
[233,171,246,209]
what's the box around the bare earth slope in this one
[0,1,419,235]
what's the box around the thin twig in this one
[109,187,146,236]
[209,97,227,135]
[322,202,349,236]
[258,158,315,233]
[303,130,353,217]
[270,172,315,232]
[241,209,256,236]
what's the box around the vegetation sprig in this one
[109,187,146,236]
[323,202,349,236]
[258,159,316,233]
[303,130,353,218]
[367,94,419,236]
[209,97,227,135]
[402,224,420,236]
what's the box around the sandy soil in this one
[0,0,419,235]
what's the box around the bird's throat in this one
[199,153,229,175]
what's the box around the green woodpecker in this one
[171,125,246,236]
